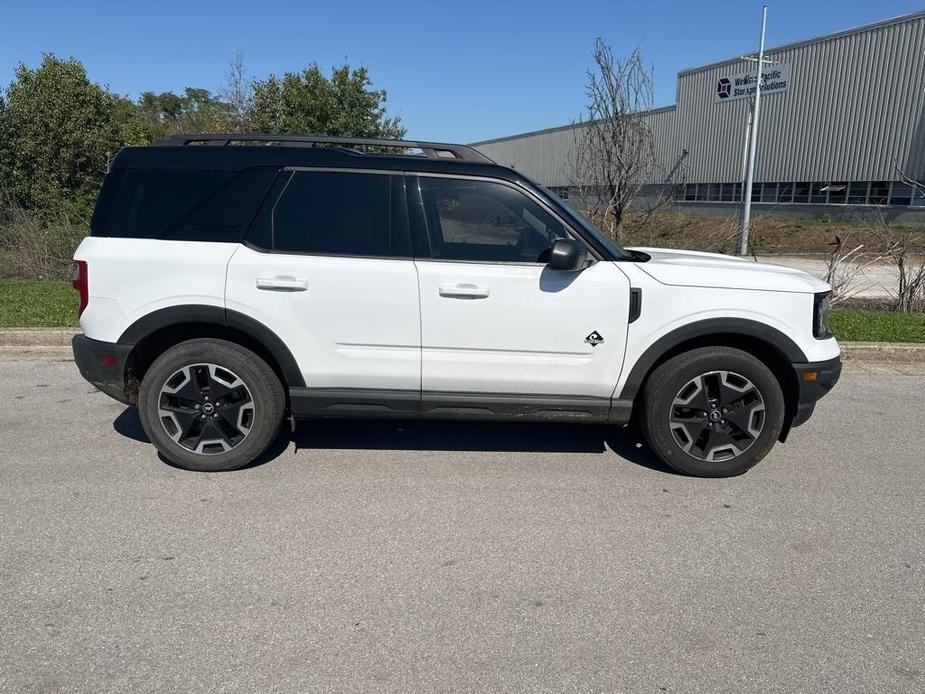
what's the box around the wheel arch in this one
[620,319,805,441]
[118,305,305,402]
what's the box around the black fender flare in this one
[618,318,807,401]
[117,305,306,388]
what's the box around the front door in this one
[409,174,631,413]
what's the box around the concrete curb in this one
[0,328,78,347]
[840,341,925,363]
[0,328,923,362]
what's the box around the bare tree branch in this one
[566,39,685,242]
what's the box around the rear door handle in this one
[438,283,490,299]
[256,276,309,292]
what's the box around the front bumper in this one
[72,334,134,404]
[791,355,842,428]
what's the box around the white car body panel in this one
[614,263,840,396]
[74,237,234,343]
[415,259,631,397]
[224,245,420,390]
[630,247,831,293]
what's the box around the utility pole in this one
[739,5,768,256]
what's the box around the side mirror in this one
[547,239,588,272]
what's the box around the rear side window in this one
[94,168,277,242]
[271,171,395,256]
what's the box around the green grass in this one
[829,309,925,343]
[1,280,924,342]
[0,280,78,327]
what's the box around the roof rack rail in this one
[152,133,495,163]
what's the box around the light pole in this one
[739,5,769,257]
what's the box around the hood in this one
[628,247,830,294]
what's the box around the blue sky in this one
[1,0,922,142]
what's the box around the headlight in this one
[813,292,832,339]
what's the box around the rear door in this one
[225,169,421,416]
[409,173,631,412]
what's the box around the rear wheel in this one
[138,339,285,471]
[640,347,785,477]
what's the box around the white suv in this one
[72,134,841,477]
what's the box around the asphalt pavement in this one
[1,353,923,693]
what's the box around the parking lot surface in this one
[1,354,923,693]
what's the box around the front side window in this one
[417,177,569,263]
[272,171,393,256]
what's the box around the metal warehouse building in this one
[472,11,925,221]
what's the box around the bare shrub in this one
[0,201,88,280]
[860,212,925,313]
[824,234,894,308]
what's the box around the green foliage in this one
[0,280,77,326]
[137,87,233,137]
[0,53,405,278]
[0,55,152,219]
[829,310,925,342]
[249,62,404,138]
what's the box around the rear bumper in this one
[72,334,133,404]
[791,355,842,428]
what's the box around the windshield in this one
[532,183,630,260]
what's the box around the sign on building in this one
[714,63,791,103]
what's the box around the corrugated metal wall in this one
[474,11,925,186]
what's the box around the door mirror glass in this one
[547,239,587,272]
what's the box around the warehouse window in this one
[869,181,890,205]
[912,184,925,207]
[792,182,810,203]
[847,182,869,204]
[760,182,777,202]
[888,182,913,207]
[809,183,828,204]
[776,183,793,203]
[823,183,848,204]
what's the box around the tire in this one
[138,339,285,472]
[639,346,785,478]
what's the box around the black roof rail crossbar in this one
[152,133,495,163]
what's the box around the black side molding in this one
[290,388,634,425]
[117,305,305,388]
[628,288,642,323]
[618,318,808,401]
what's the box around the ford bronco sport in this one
[72,134,841,476]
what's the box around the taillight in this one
[72,260,88,318]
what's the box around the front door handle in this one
[256,276,309,292]
[438,283,490,299]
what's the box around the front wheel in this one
[138,339,285,472]
[640,346,785,477]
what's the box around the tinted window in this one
[163,168,278,242]
[273,171,392,256]
[106,170,232,238]
[96,168,278,241]
[417,177,568,263]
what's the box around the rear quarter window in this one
[93,168,278,242]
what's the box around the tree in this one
[568,39,684,241]
[0,54,149,217]
[221,51,253,133]
[248,62,404,139]
[136,87,233,137]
